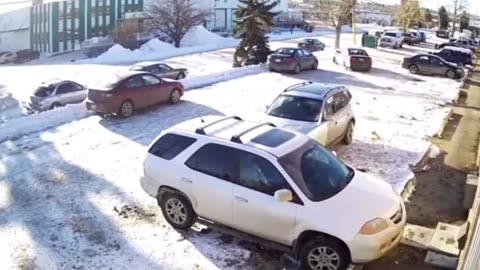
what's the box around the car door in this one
[330,92,349,141]
[294,50,306,69]
[440,49,452,62]
[183,143,235,226]
[141,74,170,104]
[429,56,447,75]
[54,82,79,105]
[232,149,297,245]
[69,82,87,103]
[415,55,430,73]
[123,75,150,109]
[322,95,343,144]
[158,64,176,79]
[302,49,315,67]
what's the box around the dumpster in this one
[363,35,377,48]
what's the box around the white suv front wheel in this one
[159,193,197,230]
[301,236,350,270]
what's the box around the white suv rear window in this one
[149,133,196,160]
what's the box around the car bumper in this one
[86,100,117,114]
[140,176,158,198]
[268,62,296,71]
[27,102,47,112]
[348,201,407,263]
[351,62,371,71]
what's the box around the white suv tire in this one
[159,192,197,230]
[300,236,350,270]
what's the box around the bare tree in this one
[450,0,469,36]
[146,0,211,48]
[305,0,356,48]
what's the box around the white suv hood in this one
[304,170,400,241]
[264,114,319,134]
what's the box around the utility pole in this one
[352,1,356,45]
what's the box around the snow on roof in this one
[443,46,472,54]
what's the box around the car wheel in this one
[301,236,350,270]
[159,193,196,230]
[50,102,62,109]
[170,88,182,104]
[311,61,318,70]
[294,64,301,74]
[409,64,419,74]
[176,72,186,80]
[446,69,456,79]
[343,121,355,145]
[119,100,134,118]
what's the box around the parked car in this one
[86,71,184,118]
[129,62,188,80]
[436,29,449,39]
[409,32,421,43]
[401,33,415,45]
[435,42,466,50]
[382,31,404,48]
[268,48,318,74]
[0,52,15,64]
[297,38,325,52]
[13,49,40,63]
[264,82,355,147]
[333,48,372,72]
[431,46,473,66]
[210,27,230,37]
[28,79,87,112]
[140,115,406,270]
[402,54,464,79]
[454,38,478,53]
[378,36,395,48]
[418,32,427,42]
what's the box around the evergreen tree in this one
[232,0,279,67]
[438,6,449,30]
[460,11,469,31]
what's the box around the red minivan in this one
[86,71,184,118]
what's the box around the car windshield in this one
[34,85,55,97]
[267,94,323,122]
[384,32,397,37]
[275,48,296,55]
[279,140,354,201]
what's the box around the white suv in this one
[382,31,404,49]
[140,116,406,270]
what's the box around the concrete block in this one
[401,224,435,250]
[428,223,461,255]
[425,250,458,269]
[464,174,479,209]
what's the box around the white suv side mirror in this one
[274,189,293,202]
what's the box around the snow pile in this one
[139,38,174,52]
[183,65,266,90]
[181,25,236,47]
[0,103,90,143]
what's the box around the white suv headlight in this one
[359,218,389,235]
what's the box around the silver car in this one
[264,82,355,147]
[28,80,87,111]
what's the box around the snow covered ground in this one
[0,28,463,269]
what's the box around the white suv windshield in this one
[267,95,323,122]
[279,140,354,201]
[384,32,397,37]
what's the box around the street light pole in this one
[353,2,356,45]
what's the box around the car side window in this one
[303,50,312,57]
[430,57,443,65]
[126,76,144,89]
[72,83,84,91]
[185,143,236,182]
[149,65,161,74]
[56,83,75,94]
[238,150,289,196]
[333,92,346,112]
[323,97,335,119]
[158,64,172,72]
[416,56,429,63]
[296,50,304,57]
[142,75,161,85]
[149,133,196,160]
[343,90,352,105]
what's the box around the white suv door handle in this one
[234,196,248,203]
[181,177,192,184]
